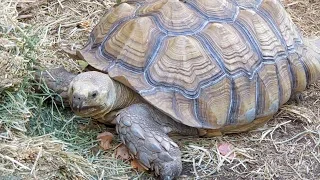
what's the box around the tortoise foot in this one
[35,67,76,105]
[116,104,182,180]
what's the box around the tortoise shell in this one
[78,0,320,131]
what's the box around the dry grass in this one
[284,0,320,37]
[0,0,320,179]
[0,0,145,179]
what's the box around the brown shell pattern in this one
[79,0,320,129]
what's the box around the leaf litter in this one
[97,131,114,150]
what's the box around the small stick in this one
[30,147,43,175]
[0,154,31,170]
[57,0,64,8]
[286,160,303,179]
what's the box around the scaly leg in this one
[115,104,199,180]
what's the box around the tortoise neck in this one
[111,80,142,111]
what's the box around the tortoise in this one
[38,0,320,179]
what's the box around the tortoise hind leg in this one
[35,67,76,106]
[289,92,304,104]
[115,104,198,179]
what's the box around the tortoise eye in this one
[91,91,98,98]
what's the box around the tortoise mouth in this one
[71,103,100,115]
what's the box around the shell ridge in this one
[99,46,114,69]
[177,0,209,21]
[100,45,143,72]
[138,14,169,35]
[142,34,168,95]
[233,74,258,124]
[235,0,263,9]
[184,0,237,23]
[143,35,167,73]
[297,47,311,86]
[256,0,264,8]
[143,34,227,99]
[86,34,95,51]
[251,75,258,121]
[194,97,214,128]
[282,58,295,97]
[235,10,288,62]
[182,1,210,20]
[93,16,133,48]
[231,61,278,84]
[234,21,264,63]
[195,75,234,128]
[232,6,240,22]
[228,79,238,125]
[284,48,309,91]
[100,15,166,73]
[255,72,261,116]
[222,21,263,75]
[256,73,264,115]
[255,10,288,51]
[257,7,302,53]
[286,53,300,92]
[274,61,283,111]
[195,33,229,75]
[193,98,204,128]
[137,12,207,36]
[138,0,207,36]
[92,2,141,48]
[227,76,235,125]
[170,3,206,36]
[256,64,280,116]
[141,74,229,100]
[96,4,139,63]
[143,72,225,99]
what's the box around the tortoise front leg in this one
[35,67,76,106]
[115,104,199,179]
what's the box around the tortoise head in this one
[68,71,116,117]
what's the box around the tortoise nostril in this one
[73,94,83,101]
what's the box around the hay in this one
[0,1,28,92]
[0,0,145,179]
[0,80,144,179]
[283,0,320,37]
[0,0,320,179]
[0,133,136,179]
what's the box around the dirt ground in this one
[0,0,320,179]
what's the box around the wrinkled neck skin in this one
[112,80,143,110]
[92,79,142,121]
